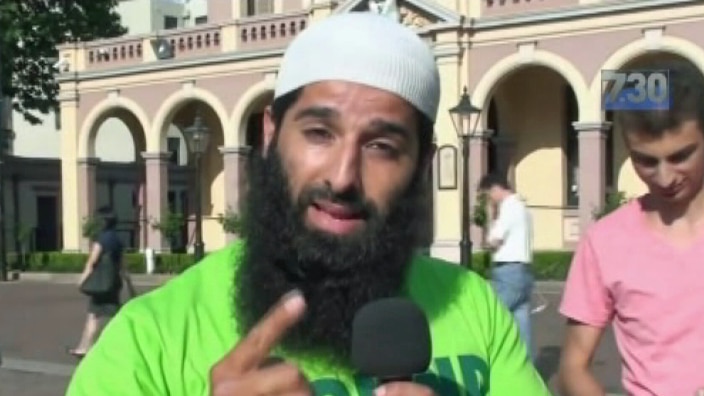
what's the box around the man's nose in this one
[326,146,362,193]
[654,164,677,188]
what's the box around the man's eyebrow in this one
[368,119,412,139]
[667,143,698,160]
[630,143,698,161]
[293,106,338,121]
[292,107,412,138]
[630,149,655,160]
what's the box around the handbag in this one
[80,253,118,296]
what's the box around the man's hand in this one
[210,290,310,396]
[375,382,436,396]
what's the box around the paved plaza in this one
[0,277,623,396]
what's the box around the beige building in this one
[54,0,704,262]
[3,0,213,253]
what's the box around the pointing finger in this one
[212,362,311,396]
[228,290,306,372]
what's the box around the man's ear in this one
[262,106,276,157]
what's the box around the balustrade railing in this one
[67,10,309,73]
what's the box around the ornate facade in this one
[56,0,704,262]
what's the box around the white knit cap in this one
[274,12,441,122]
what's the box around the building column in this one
[429,35,464,263]
[59,86,80,253]
[468,130,491,249]
[142,152,170,252]
[134,161,148,251]
[220,145,250,243]
[77,158,99,252]
[573,122,611,234]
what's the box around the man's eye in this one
[368,141,399,156]
[303,128,332,142]
[669,150,693,164]
[634,156,658,167]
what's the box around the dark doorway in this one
[35,195,58,251]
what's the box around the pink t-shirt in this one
[560,198,704,396]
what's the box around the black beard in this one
[234,142,429,361]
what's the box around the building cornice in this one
[56,47,287,84]
[57,25,467,84]
[471,0,701,31]
[334,0,462,24]
[57,0,699,84]
[57,91,79,103]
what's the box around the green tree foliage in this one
[0,0,126,125]
[217,207,244,235]
[81,216,102,241]
[151,212,185,246]
[593,190,629,220]
[472,191,489,228]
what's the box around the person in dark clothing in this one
[69,207,135,358]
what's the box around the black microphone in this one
[351,297,432,383]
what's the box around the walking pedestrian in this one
[68,207,135,358]
[479,173,535,361]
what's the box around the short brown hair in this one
[614,61,704,136]
[478,173,511,191]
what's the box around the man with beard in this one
[67,12,549,396]
[558,62,704,396]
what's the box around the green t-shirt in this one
[66,242,550,396]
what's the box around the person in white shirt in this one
[479,173,535,361]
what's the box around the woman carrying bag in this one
[68,207,136,358]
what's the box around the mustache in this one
[297,183,377,218]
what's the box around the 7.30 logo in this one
[601,69,670,111]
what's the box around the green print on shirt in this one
[312,354,490,396]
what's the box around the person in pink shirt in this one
[558,62,704,396]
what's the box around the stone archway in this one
[76,98,149,251]
[242,92,274,154]
[78,96,150,159]
[218,78,276,242]
[588,34,704,122]
[148,90,229,253]
[230,77,276,149]
[475,65,583,250]
[473,49,590,128]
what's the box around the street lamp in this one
[448,86,482,269]
[183,106,210,262]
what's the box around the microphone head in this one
[351,297,431,379]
